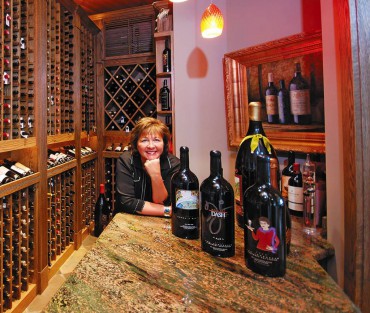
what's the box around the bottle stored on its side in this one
[159,79,170,111]
[0,166,20,180]
[171,146,199,239]
[278,79,292,124]
[244,155,286,277]
[200,150,235,257]
[94,184,110,237]
[235,101,280,228]
[289,62,311,125]
[162,39,171,72]
[265,73,279,123]
[288,162,303,216]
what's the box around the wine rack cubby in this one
[1,0,35,140]
[1,185,36,311]
[47,169,75,268]
[81,159,96,228]
[104,63,157,132]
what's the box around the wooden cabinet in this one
[155,30,176,153]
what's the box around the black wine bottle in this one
[289,62,311,125]
[171,146,199,239]
[277,79,292,124]
[159,79,170,111]
[162,39,171,72]
[265,72,279,123]
[281,151,295,201]
[0,166,20,180]
[200,150,235,257]
[94,184,110,237]
[234,101,279,228]
[288,162,303,216]
[244,155,286,277]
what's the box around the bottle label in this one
[245,215,283,273]
[201,198,234,255]
[290,89,310,115]
[288,185,303,212]
[173,189,199,234]
[175,189,198,210]
[266,95,278,115]
[281,175,290,199]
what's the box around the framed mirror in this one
[223,31,325,153]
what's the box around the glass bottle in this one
[244,155,286,277]
[278,79,292,124]
[302,154,317,234]
[162,39,171,72]
[94,184,110,237]
[281,150,295,201]
[265,72,279,123]
[200,150,235,257]
[171,146,199,239]
[288,162,303,216]
[289,62,311,125]
[159,79,170,111]
[234,101,279,228]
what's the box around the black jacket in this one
[115,150,180,214]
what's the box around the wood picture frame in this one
[223,31,325,153]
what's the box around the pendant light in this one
[200,3,224,38]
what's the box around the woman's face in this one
[137,131,164,162]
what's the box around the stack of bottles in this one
[0,160,34,185]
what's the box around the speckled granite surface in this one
[44,214,359,313]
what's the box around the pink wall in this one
[173,0,344,287]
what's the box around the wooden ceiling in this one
[74,0,155,15]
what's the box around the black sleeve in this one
[162,154,181,206]
[115,154,145,215]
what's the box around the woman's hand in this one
[144,158,161,178]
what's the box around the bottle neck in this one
[247,120,266,136]
[210,151,222,176]
[256,156,271,185]
[279,80,285,89]
[288,151,295,165]
[180,148,189,170]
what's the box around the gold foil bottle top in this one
[248,102,263,121]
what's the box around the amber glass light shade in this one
[200,3,224,38]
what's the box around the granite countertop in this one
[45,214,359,313]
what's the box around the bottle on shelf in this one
[302,154,317,234]
[171,146,199,239]
[200,150,235,257]
[162,39,171,73]
[0,166,20,180]
[281,151,295,201]
[159,79,170,111]
[278,79,292,124]
[94,184,110,237]
[234,102,279,228]
[244,155,286,277]
[265,72,279,123]
[289,62,311,125]
[114,143,123,152]
[288,162,303,216]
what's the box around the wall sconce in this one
[200,3,224,38]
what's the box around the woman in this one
[115,117,180,217]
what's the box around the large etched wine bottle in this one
[171,146,199,239]
[244,155,286,277]
[235,101,279,228]
[200,150,235,257]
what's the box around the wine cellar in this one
[0,0,174,311]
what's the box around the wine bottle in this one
[281,151,295,201]
[162,39,171,72]
[278,79,292,124]
[302,154,317,234]
[0,174,15,184]
[289,62,311,125]
[94,184,110,237]
[265,73,279,123]
[0,166,20,180]
[114,143,123,152]
[200,150,235,257]
[159,79,170,111]
[171,146,199,239]
[288,162,303,216]
[234,101,279,228]
[244,155,286,277]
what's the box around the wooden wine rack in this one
[0,0,100,311]
[81,159,96,228]
[1,0,35,141]
[104,63,157,132]
[104,157,117,214]
[1,185,36,311]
